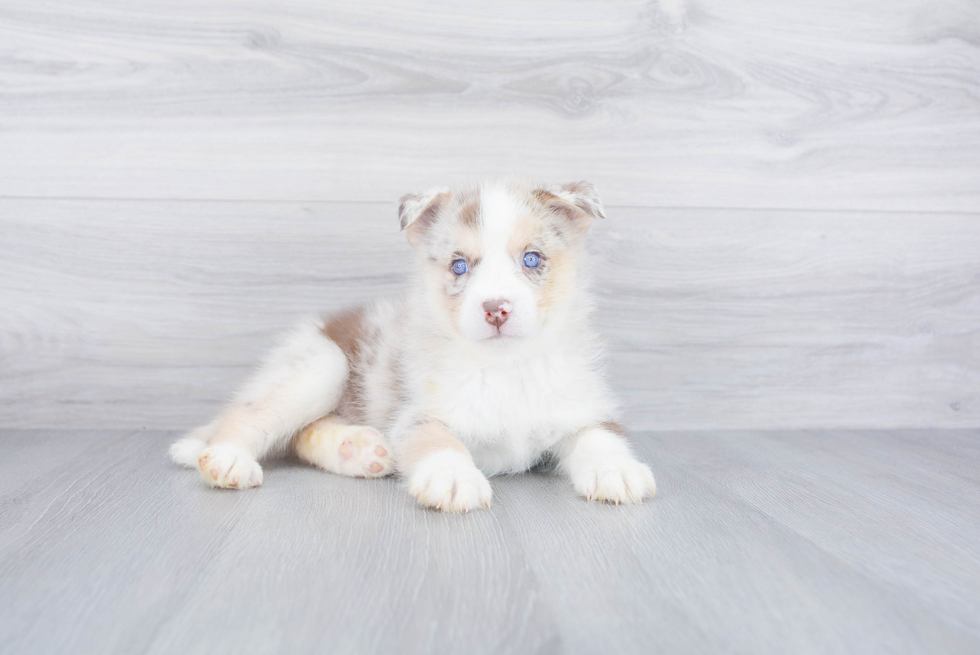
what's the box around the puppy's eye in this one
[452,259,468,275]
[523,252,541,268]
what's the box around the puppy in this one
[171,179,656,512]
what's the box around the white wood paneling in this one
[0,0,978,430]
[1,199,976,430]
[1,0,978,209]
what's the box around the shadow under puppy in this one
[171,179,656,512]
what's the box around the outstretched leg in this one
[171,320,350,489]
[555,423,657,504]
[294,415,394,478]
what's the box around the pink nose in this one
[483,298,511,328]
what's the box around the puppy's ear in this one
[552,181,606,221]
[398,188,450,248]
[534,181,605,239]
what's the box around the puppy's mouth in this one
[485,326,521,341]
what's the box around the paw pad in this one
[338,439,355,459]
[297,420,394,479]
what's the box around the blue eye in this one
[452,259,468,275]
[523,252,541,268]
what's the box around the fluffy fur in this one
[171,179,656,511]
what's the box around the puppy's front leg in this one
[556,424,657,504]
[397,421,492,513]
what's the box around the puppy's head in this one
[398,179,604,343]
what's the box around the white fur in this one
[408,451,492,512]
[556,426,657,503]
[171,319,349,488]
[295,417,394,478]
[230,319,349,449]
[457,183,538,341]
[169,418,216,467]
[198,442,263,489]
[172,179,656,508]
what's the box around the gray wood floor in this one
[0,428,978,654]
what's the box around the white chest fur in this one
[422,336,616,475]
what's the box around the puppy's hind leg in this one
[173,320,350,489]
[295,415,394,478]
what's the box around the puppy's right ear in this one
[398,188,450,248]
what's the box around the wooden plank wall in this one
[1,0,978,430]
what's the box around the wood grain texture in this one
[1,199,977,430]
[0,429,977,654]
[1,0,979,210]
[2,4,977,652]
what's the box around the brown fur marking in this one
[558,181,604,219]
[397,420,469,473]
[530,187,592,239]
[531,188,559,205]
[506,217,539,259]
[451,221,484,262]
[322,307,366,360]
[458,195,481,228]
[536,249,573,317]
[405,192,452,247]
[600,421,628,436]
[322,307,367,423]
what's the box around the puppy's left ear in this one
[535,181,606,239]
[398,187,450,248]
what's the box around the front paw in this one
[572,455,656,504]
[408,451,492,513]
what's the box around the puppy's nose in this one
[483,298,512,328]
